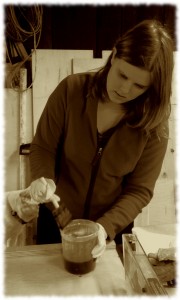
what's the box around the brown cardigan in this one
[30,72,168,240]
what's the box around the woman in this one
[29,20,174,248]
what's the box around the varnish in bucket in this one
[61,219,99,274]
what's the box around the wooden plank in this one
[72,50,112,74]
[32,50,93,132]
[72,58,106,74]
[102,50,111,59]
[148,179,176,224]
[132,105,176,226]
[171,51,178,105]
[4,88,33,191]
[19,68,27,190]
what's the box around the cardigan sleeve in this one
[29,77,68,182]
[97,129,169,240]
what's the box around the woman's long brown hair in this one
[90,20,174,137]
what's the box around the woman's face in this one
[106,54,151,104]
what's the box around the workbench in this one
[4,241,128,296]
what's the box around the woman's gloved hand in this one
[91,223,107,259]
[7,184,60,223]
[30,177,59,208]
[7,188,39,223]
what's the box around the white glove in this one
[7,188,39,223]
[30,177,59,208]
[91,223,107,259]
[7,184,60,223]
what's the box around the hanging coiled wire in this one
[5,5,43,90]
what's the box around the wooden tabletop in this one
[4,242,128,296]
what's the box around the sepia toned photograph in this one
[2,1,178,297]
